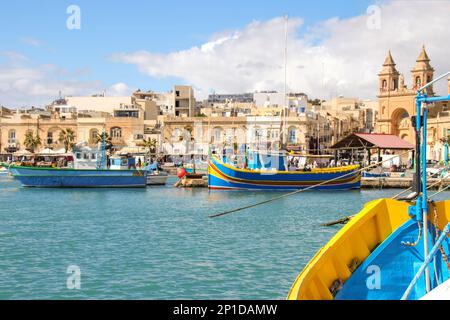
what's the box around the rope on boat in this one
[401,223,450,300]
[323,165,450,227]
[392,164,450,200]
[431,201,450,271]
[209,150,411,219]
[429,182,450,198]
[401,222,422,247]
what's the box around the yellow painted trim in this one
[209,163,360,186]
[212,155,359,175]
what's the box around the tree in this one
[58,128,76,153]
[142,137,158,155]
[23,131,42,153]
[94,132,113,150]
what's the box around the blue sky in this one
[1,0,449,106]
[0,0,376,104]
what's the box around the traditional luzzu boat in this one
[287,72,450,300]
[5,134,147,188]
[208,151,361,191]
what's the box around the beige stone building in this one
[158,110,337,155]
[376,46,449,141]
[321,97,378,134]
[133,85,196,117]
[375,46,450,160]
[0,102,149,154]
[1,108,77,153]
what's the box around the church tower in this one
[411,45,434,95]
[378,50,400,95]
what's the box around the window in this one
[382,80,387,91]
[212,128,222,143]
[110,127,122,139]
[91,153,96,160]
[47,131,53,145]
[90,129,99,143]
[76,153,81,159]
[415,76,421,88]
[8,130,16,144]
[175,91,180,97]
[289,128,296,143]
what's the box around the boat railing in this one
[401,222,450,300]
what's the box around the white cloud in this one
[112,0,450,100]
[22,37,43,47]
[108,82,131,96]
[0,52,130,107]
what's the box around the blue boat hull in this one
[208,156,361,190]
[9,166,147,188]
[335,218,450,300]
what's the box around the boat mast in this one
[413,71,450,294]
[283,15,288,150]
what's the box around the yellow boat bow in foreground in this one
[287,198,450,300]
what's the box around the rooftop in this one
[331,133,414,150]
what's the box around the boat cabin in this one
[247,150,287,171]
[109,155,137,170]
[73,146,99,169]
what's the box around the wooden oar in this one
[320,215,355,227]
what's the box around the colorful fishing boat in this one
[7,165,147,188]
[5,131,147,188]
[208,152,361,190]
[287,72,450,300]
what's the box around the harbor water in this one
[1,173,449,299]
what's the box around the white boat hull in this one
[146,173,168,185]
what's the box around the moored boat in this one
[6,132,148,188]
[146,171,168,185]
[8,165,147,188]
[208,154,361,190]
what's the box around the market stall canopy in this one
[13,149,33,156]
[330,133,414,150]
[117,146,147,155]
[37,148,59,155]
[53,148,68,154]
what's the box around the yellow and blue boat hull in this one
[208,156,361,190]
[287,199,450,300]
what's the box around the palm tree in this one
[142,137,158,155]
[58,128,76,153]
[94,132,113,150]
[23,131,41,153]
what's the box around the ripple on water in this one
[0,175,448,299]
